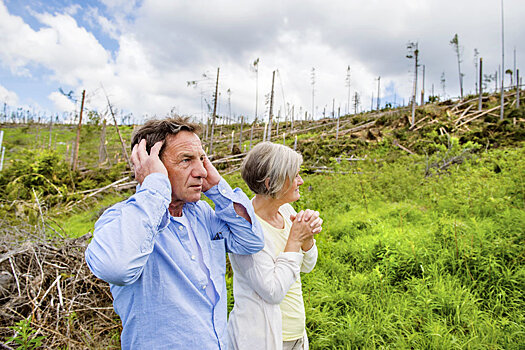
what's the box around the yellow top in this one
[255,204,305,341]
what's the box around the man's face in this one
[161,131,207,205]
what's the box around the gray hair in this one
[130,116,201,158]
[241,142,303,198]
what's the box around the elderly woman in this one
[227,142,321,350]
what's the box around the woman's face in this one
[277,171,304,203]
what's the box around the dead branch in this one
[408,115,429,130]
[0,227,119,349]
[456,102,510,129]
[392,139,415,154]
[338,120,377,136]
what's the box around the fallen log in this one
[456,102,510,129]
[392,139,415,154]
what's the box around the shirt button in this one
[202,285,207,289]
[179,226,183,230]
[191,255,196,261]
[221,189,226,194]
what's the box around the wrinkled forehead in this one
[164,132,204,156]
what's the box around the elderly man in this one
[85,116,264,349]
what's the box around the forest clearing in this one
[0,88,523,349]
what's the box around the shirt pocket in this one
[210,238,226,276]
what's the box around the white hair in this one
[241,142,303,198]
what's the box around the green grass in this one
[1,123,135,170]
[53,191,132,238]
[293,145,525,349]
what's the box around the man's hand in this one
[202,155,221,192]
[131,139,168,184]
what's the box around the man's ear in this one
[264,178,270,191]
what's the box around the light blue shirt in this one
[172,213,215,304]
[85,173,264,349]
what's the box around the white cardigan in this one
[227,203,318,350]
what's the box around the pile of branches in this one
[0,226,119,349]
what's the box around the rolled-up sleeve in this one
[85,173,171,286]
[204,178,264,254]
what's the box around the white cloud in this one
[0,1,111,84]
[0,84,19,105]
[0,0,524,122]
[84,6,120,40]
[48,91,76,112]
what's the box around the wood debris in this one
[0,227,118,349]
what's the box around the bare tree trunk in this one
[420,65,425,105]
[276,110,280,137]
[450,34,464,99]
[73,90,85,171]
[104,90,132,170]
[249,119,255,149]
[209,67,220,155]
[517,69,520,109]
[500,0,505,120]
[205,116,209,142]
[99,119,107,165]
[479,58,483,111]
[0,146,4,171]
[411,48,418,125]
[268,70,276,141]
[377,76,381,110]
[0,130,3,171]
[239,116,244,147]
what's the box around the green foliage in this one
[53,192,132,237]
[87,110,101,125]
[5,317,46,350]
[296,146,524,349]
[0,148,71,201]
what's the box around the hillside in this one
[0,91,524,349]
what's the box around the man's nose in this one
[193,161,207,178]
[297,175,304,185]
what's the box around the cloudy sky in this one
[0,0,524,123]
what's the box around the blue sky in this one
[0,0,524,123]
